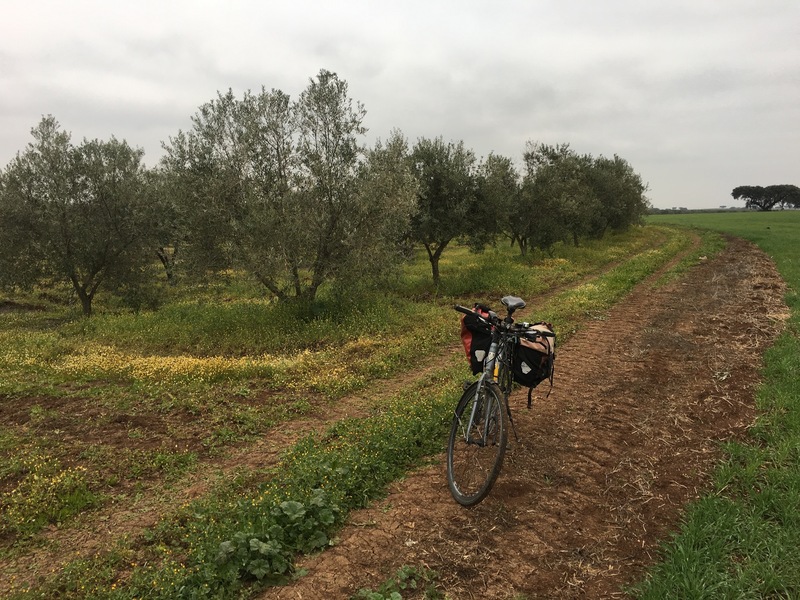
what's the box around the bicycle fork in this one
[461,376,504,448]
[464,374,518,447]
[463,377,486,446]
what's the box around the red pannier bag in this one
[460,304,492,375]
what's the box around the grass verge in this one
[631,212,800,598]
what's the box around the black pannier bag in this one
[460,304,492,375]
[512,322,555,406]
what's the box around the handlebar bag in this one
[512,322,555,388]
[460,305,492,375]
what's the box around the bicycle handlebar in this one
[455,304,555,339]
[453,304,474,317]
[454,304,497,328]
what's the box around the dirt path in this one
[259,236,788,599]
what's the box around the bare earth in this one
[259,236,788,599]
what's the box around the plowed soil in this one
[259,236,788,599]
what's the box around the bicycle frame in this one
[462,328,515,447]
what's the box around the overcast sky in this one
[2,1,798,209]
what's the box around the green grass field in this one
[634,212,800,598]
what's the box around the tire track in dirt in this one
[260,236,788,599]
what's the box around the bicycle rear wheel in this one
[446,380,508,506]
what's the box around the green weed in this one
[0,451,98,537]
[352,565,443,600]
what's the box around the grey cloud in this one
[1,1,799,209]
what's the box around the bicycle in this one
[447,295,555,506]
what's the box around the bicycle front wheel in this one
[446,381,508,506]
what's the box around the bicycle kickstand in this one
[506,399,520,443]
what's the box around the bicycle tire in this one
[446,380,508,506]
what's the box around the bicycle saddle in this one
[500,295,526,314]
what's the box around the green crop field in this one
[633,212,800,598]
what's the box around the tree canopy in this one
[408,137,478,286]
[509,143,649,255]
[732,185,800,211]
[0,117,156,316]
[160,70,417,302]
[1,70,657,309]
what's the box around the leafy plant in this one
[352,565,442,600]
[215,489,339,584]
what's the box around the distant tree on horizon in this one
[732,184,800,211]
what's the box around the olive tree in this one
[408,137,478,285]
[521,143,597,248]
[0,117,155,316]
[472,153,519,252]
[159,89,256,280]
[510,142,649,254]
[339,130,419,289]
[587,154,650,234]
[161,70,417,301]
[513,157,570,257]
